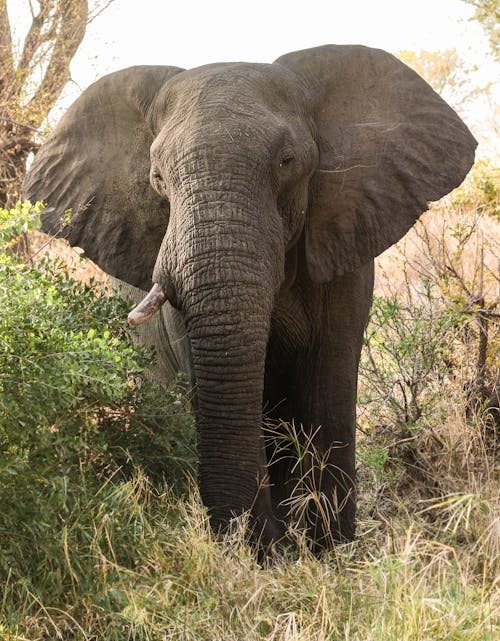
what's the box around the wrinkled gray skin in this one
[24,45,477,549]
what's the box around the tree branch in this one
[18,1,56,71]
[0,0,14,95]
[88,0,115,23]
[28,0,89,125]
[0,115,41,132]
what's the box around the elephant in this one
[23,44,477,550]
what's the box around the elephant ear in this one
[23,65,184,291]
[275,45,477,281]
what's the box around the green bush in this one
[359,281,465,430]
[452,159,500,220]
[0,203,196,597]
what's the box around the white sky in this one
[78,0,487,74]
[8,0,500,155]
[10,0,492,81]
[80,0,480,68]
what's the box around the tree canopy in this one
[462,0,500,62]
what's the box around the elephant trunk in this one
[188,289,272,529]
[164,195,284,539]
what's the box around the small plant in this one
[0,200,45,245]
[356,199,498,568]
[407,212,499,435]
[264,420,355,550]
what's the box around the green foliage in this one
[359,282,465,429]
[1,260,138,428]
[0,202,196,598]
[452,159,500,220]
[462,0,500,62]
[1,481,497,640]
[357,206,498,557]
[0,200,44,246]
[0,203,497,640]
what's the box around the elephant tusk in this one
[128,283,167,326]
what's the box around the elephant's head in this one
[23,45,476,543]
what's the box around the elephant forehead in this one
[170,61,295,92]
[151,62,308,124]
[151,112,288,171]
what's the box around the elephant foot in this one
[208,507,289,552]
[251,514,297,564]
[253,513,288,545]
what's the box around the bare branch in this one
[28,0,89,125]
[0,0,14,93]
[0,0,101,207]
[88,0,115,23]
[0,115,41,132]
[18,1,55,70]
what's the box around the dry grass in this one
[2,475,497,640]
[375,198,499,300]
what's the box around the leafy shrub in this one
[452,159,500,221]
[359,282,465,429]
[357,206,498,522]
[0,202,196,593]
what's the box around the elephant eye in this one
[152,169,164,184]
[151,168,166,191]
[279,155,295,168]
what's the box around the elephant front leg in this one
[294,353,358,547]
[264,348,357,545]
[266,265,374,548]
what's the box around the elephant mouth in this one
[128,283,168,326]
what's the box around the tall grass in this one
[1,476,497,640]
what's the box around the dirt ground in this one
[27,230,110,290]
